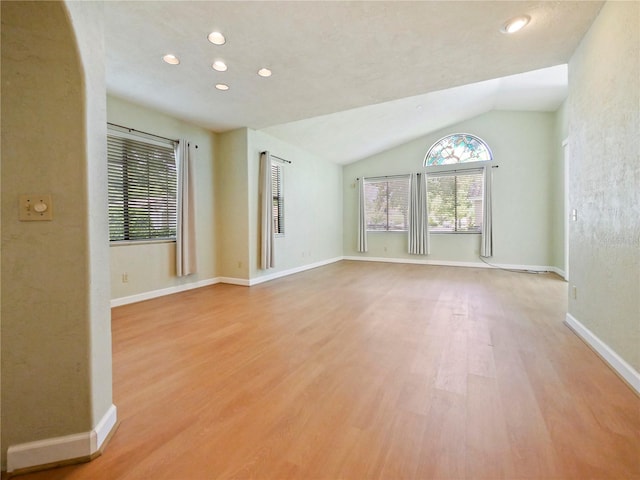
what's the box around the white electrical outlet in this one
[571,285,577,299]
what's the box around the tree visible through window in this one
[425,133,492,166]
[107,135,177,242]
[364,177,409,231]
[424,133,492,233]
[427,172,484,232]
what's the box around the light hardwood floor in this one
[16,261,640,479]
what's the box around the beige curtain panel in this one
[408,173,430,255]
[176,140,197,276]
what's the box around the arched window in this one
[423,133,492,234]
[424,133,492,166]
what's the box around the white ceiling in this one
[104,1,603,164]
[265,64,569,164]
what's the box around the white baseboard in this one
[218,276,250,287]
[549,266,566,278]
[110,258,344,306]
[7,404,117,474]
[344,255,482,268]
[111,277,220,307]
[565,313,640,394]
[343,255,556,273]
[94,404,118,450]
[249,257,343,286]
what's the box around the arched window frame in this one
[423,133,494,172]
[422,133,494,235]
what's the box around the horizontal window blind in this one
[272,163,284,235]
[107,135,177,242]
[364,176,410,231]
[427,170,483,233]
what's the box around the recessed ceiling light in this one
[501,15,531,34]
[212,61,228,72]
[162,54,180,65]
[208,31,226,45]
[257,68,272,77]
[215,83,229,91]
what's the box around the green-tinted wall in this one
[343,111,562,270]
[248,129,343,281]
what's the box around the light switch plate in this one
[19,194,53,221]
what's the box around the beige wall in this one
[343,110,560,269]
[107,104,344,290]
[1,0,112,467]
[215,128,344,282]
[65,0,114,428]
[567,1,640,371]
[215,128,250,280]
[247,129,343,280]
[107,96,218,299]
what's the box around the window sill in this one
[110,239,176,247]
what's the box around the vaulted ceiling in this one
[104,1,603,163]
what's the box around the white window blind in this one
[107,135,177,242]
[364,176,410,231]
[272,163,284,235]
[427,169,483,233]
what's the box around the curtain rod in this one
[108,122,178,143]
[356,174,411,181]
[356,165,498,181]
[107,122,199,149]
[262,151,292,164]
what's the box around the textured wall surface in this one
[568,1,640,371]
[1,0,112,466]
[65,0,114,430]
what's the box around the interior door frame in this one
[562,138,570,281]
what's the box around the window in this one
[427,170,484,232]
[423,133,492,234]
[107,134,177,242]
[424,133,492,166]
[364,176,410,231]
[272,163,284,235]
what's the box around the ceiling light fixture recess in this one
[208,31,226,45]
[257,68,272,77]
[162,54,180,65]
[212,61,228,72]
[215,83,229,91]
[501,15,531,34]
